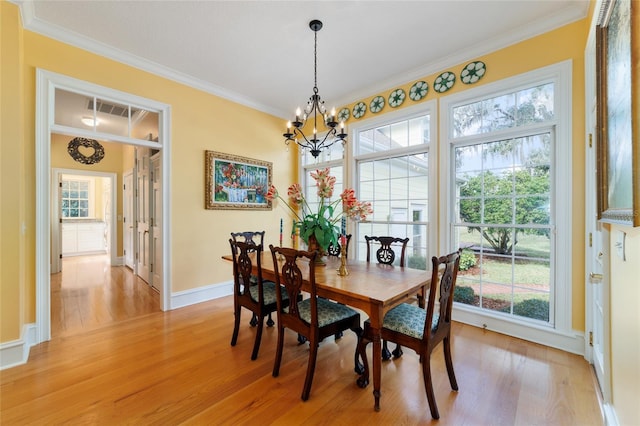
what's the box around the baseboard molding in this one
[453,305,585,355]
[0,323,37,370]
[603,403,619,426]
[170,280,233,310]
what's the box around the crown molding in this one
[332,3,588,108]
[13,0,288,119]
[13,0,586,119]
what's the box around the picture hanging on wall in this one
[596,0,639,226]
[205,151,272,210]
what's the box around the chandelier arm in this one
[283,19,347,158]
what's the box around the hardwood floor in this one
[2,258,603,425]
[50,254,160,337]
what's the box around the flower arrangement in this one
[266,168,373,253]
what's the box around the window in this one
[300,137,345,246]
[61,179,90,218]
[442,61,572,330]
[352,103,435,269]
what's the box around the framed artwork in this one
[205,151,272,210]
[596,0,639,226]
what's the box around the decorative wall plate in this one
[353,102,367,119]
[370,96,385,113]
[434,71,456,93]
[461,61,486,84]
[388,89,406,108]
[67,137,105,165]
[338,107,350,122]
[409,81,428,101]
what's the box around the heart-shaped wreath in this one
[67,137,105,165]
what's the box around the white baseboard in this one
[453,305,585,355]
[603,403,619,426]
[0,323,37,370]
[170,280,233,310]
[1,281,233,370]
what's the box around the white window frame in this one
[348,101,438,263]
[440,60,580,353]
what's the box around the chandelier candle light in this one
[283,20,347,158]
[266,168,372,265]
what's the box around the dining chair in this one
[356,249,462,419]
[269,245,363,401]
[229,239,291,360]
[364,235,410,359]
[230,231,272,326]
[230,230,265,247]
[327,234,352,258]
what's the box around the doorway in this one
[35,69,172,344]
[51,169,117,274]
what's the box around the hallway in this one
[50,255,160,337]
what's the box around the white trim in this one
[584,0,613,409]
[439,60,574,344]
[170,281,233,310]
[0,324,37,370]
[453,307,584,355]
[52,169,118,267]
[35,69,173,348]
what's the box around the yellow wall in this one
[608,225,640,424]
[51,134,125,255]
[0,1,297,342]
[1,2,27,342]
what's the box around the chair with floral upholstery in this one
[356,249,462,418]
[269,245,362,401]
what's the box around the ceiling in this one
[17,0,589,120]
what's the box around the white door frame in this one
[584,1,612,406]
[35,69,172,344]
[123,169,136,270]
[52,169,118,267]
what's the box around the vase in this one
[307,234,327,266]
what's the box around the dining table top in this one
[222,251,429,317]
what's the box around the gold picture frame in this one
[205,151,272,210]
[596,0,639,226]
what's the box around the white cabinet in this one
[62,221,106,255]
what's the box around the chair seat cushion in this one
[292,297,358,327]
[249,281,288,305]
[366,303,439,339]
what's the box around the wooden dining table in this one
[222,251,429,411]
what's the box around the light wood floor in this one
[2,258,604,425]
[50,254,161,337]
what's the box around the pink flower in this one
[340,188,358,209]
[287,184,304,205]
[311,168,335,198]
[265,184,278,201]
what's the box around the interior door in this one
[136,148,151,284]
[123,170,135,270]
[151,153,162,292]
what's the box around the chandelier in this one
[283,20,346,158]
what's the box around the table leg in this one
[371,328,382,411]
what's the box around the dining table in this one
[222,250,429,411]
